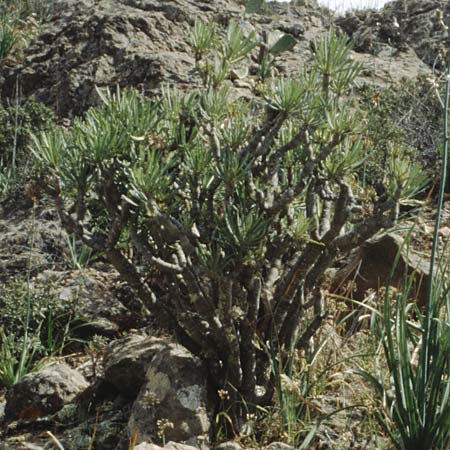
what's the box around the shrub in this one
[31,24,425,424]
[357,79,443,188]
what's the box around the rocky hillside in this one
[0,1,449,449]
[1,0,448,118]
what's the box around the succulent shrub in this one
[31,24,425,423]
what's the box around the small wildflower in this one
[157,418,174,445]
[217,389,230,401]
[142,390,160,406]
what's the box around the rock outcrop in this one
[0,201,67,280]
[4,362,88,421]
[128,343,211,447]
[103,334,168,398]
[2,0,446,119]
[337,0,450,67]
[331,232,430,320]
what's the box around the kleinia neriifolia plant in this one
[31,24,425,426]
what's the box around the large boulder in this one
[5,362,88,421]
[128,343,211,447]
[331,233,430,308]
[103,334,168,398]
[0,0,236,117]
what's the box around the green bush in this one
[357,80,443,187]
[31,24,425,426]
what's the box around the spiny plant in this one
[31,23,424,428]
[356,28,450,450]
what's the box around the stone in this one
[216,442,244,450]
[58,403,129,450]
[103,334,168,398]
[133,443,199,450]
[128,343,211,446]
[4,362,88,421]
[0,442,47,450]
[263,443,295,450]
[0,202,67,280]
[163,443,201,450]
[133,444,163,450]
[36,269,151,337]
[331,233,430,308]
[0,397,5,422]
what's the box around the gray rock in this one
[103,334,168,398]
[263,443,295,450]
[133,442,199,450]
[133,444,163,450]
[337,0,449,68]
[0,204,66,279]
[0,442,47,450]
[0,398,4,422]
[36,269,150,338]
[58,404,129,450]
[164,443,202,450]
[216,442,244,450]
[331,233,430,310]
[5,362,88,421]
[128,343,211,446]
